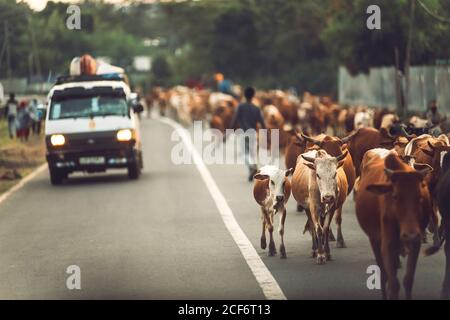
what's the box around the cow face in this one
[254,166,293,211]
[420,140,450,177]
[302,150,347,205]
[367,166,432,243]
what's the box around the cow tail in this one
[424,237,445,256]
[424,223,446,256]
[303,220,310,235]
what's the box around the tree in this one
[211,8,261,81]
[151,55,172,87]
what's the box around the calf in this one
[253,166,293,258]
[292,149,348,264]
[355,149,432,299]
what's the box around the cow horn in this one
[295,132,304,144]
[301,133,322,145]
[400,126,414,139]
[415,163,433,176]
[336,150,348,162]
[341,129,359,143]
[427,140,436,150]
[384,168,395,178]
[301,154,316,163]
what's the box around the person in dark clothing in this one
[229,87,266,181]
[425,100,446,136]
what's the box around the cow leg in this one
[429,204,441,247]
[381,234,400,300]
[328,228,336,242]
[279,208,287,259]
[323,213,333,261]
[369,238,387,300]
[267,212,276,256]
[335,207,346,248]
[441,236,450,299]
[315,223,326,265]
[268,224,276,256]
[260,210,267,250]
[403,239,421,300]
[305,208,317,257]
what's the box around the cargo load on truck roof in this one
[57,54,129,85]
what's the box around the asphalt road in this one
[0,116,446,299]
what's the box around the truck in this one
[45,55,144,185]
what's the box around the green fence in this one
[338,65,450,114]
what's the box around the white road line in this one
[158,117,287,300]
[0,164,47,205]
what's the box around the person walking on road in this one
[229,87,266,181]
[4,93,19,139]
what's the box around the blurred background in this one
[0,0,448,106]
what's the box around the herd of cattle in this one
[145,86,449,300]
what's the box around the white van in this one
[45,74,144,185]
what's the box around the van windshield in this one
[50,96,128,120]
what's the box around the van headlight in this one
[50,134,65,146]
[117,129,134,142]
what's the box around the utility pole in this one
[5,20,12,79]
[404,0,416,119]
[29,16,42,79]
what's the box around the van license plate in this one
[79,157,105,165]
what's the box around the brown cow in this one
[253,166,293,258]
[346,127,396,177]
[355,149,432,299]
[292,149,348,264]
[405,134,450,246]
[284,132,307,174]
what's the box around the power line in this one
[416,0,450,23]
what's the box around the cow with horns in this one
[355,149,433,299]
[292,149,348,264]
[299,131,357,248]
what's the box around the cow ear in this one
[366,183,393,194]
[254,174,269,181]
[285,168,294,176]
[420,147,434,157]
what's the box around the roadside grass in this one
[0,119,46,194]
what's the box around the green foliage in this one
[323,0,450,74]
[0,0,449,96]
[151,55,172,86]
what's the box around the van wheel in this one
[128,162,140,180]
[49,167,65,185]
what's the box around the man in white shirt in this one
[4,93,18,139]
